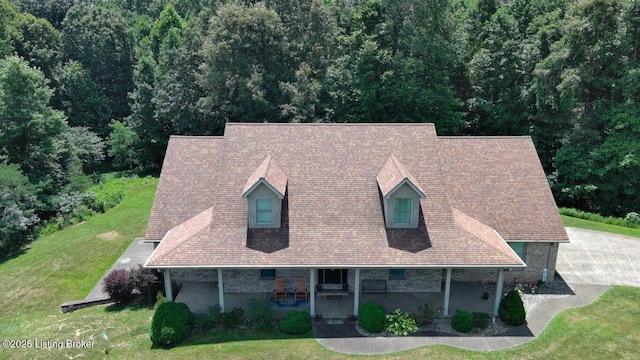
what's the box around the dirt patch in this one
[97,231,120,240]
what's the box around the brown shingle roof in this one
[145,123,565,269]
[241,155,288,198]
[377,155,426,198]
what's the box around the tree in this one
[62,3,134,119]
[0,56,67,185]
[107,120,139,171]
[59,61,112,136]
[150,4,186,57]
[199,2,290,128]
[7,12,60,83]
[11,0,77,29]
[0,163,40,256]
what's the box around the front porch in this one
[174,281,497,319]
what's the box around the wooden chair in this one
[294,277,308,302]
[274,277,287,302]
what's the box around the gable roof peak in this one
[377,155,426,198]
[242,155,288,199]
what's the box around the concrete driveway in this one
[557,227,640,287]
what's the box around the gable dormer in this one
[242,155,287,228]
[376,155,426,228]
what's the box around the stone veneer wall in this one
[450,242,559,283]
[171,268,442,293]
[172,269,218,284]
[357,269,442,292]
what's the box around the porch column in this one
[218,268,225,313]
[493,268,505,316]
[309,269,316,317]
[164,269,173,301]
[443,268,452,316]
[353,268,361,317]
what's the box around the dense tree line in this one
[1,0,640,255]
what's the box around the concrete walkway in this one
[84,237,155,301]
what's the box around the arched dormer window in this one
[376,156,426,228]
[241,155,287,228]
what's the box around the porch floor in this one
[175,282,495,318]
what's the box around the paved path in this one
[557,228,640,287]
[318,227,640,354]
[84,238,155,301]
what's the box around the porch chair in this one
[274,277,288,302]
[294,277,308,302]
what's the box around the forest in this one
[1,0,639,256]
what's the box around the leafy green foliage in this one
[385,308,418,336]
[150,301,192,348]
[358,302,386,333]
[472,312,491,330]
[560,208,640,228]
[279,310,312,335]
[246,298,277,331]
[221,307,246,330]
[451,310,473,333]
[414,301,437,326]
[499,289,527,326]
[192,304,222,333]
[0,163,40,256]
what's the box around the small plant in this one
[247,298,277,331]
[414,302,437,325]
[221,307,245,329]
[624,212,640,224]
[279,311,312,335]
[472,312,491,330]
[385,309,418,335]
[150,302,192,348]
[358,302,386,333]
[451,310,473,333]
[499,289,526,326]
[155,291,166,308]
[192,304,222,333]
[102,268,134,303]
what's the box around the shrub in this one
[451,310,473,333]
[129,265,162,304]
[385,309,418,335]
[102,269,133,303]
[221,307,245,329]
[279,311,312,335]
[415,302,437,325]
[150,302,192,347]
[499,289,526,326]
[559,207,640,228]
[358,302,386,333]
[192,304,222,333]
[155,291,166,307]
[472,312,491,330]
[625,212,640,225]
[247,298,277,331]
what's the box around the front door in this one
[319,269,347,285]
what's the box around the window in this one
[260,269,276,279]
[388,269,405,279]
[256,199,273,224]
[394,198,412,224]
[509,242,527,261]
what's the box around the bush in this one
[358,302,386,333]
[102,269,134,303]
[279,311,312,335]
[472,312,491,330]
[559,208,640,228]
[415,302,437,325]
[499,289,526,326]
[192,304,222,333]
[625,212,640,225]
[385,309,418,335]
[247,298,277,331]
[150,302,192,348]
[221,307,245,329]
[155,291,166,307]
[129,265,162,304]
[451,310,473,333]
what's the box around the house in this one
[143,123,568,317]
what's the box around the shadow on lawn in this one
[175,329,314,348]
[105,300,155,312]
[0,248,29,265]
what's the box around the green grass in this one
[1,183,639,359]
[562,215,640,238]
